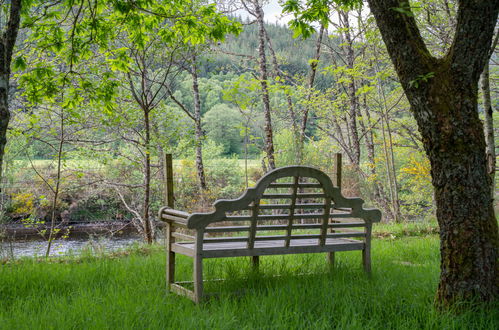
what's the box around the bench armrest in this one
[158,207,190,228]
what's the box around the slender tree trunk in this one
[255,2,275,169]
[143,108,153,244]
[368,0,498,305]
[263,25,300,162]
[340,11,361,166]
[370,43,402,221]
[191,60,207,190]
[299,25,325,163]
[481,62,495,199]
[383,110,401,222]
[46,111,65,257]
[360,96,393,220]
[0,0,22,194]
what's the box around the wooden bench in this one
[159,165,381,303]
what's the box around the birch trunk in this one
[191,60,207,190]
[255,2,275,169]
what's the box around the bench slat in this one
[203,232,365,243]
[205,222,366,233]
[261,193,326,199]
[172,232,195,241]
[267,183,323,188]
[225,213,325,221]
[250,203,328,210]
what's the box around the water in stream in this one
[0,236,144,259]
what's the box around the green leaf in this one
[13,56,27,71]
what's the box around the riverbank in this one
[0,221,138,240]
[1,236,497,329]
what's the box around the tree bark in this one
[480,62,495,199]
[191,60,207,190]
[360,95,393,220]
[340,11,361,166]
[299,25,325,162]
[254,1,276,169]
[143,107,153,244]
[367,0,499,305]
[0,0,22,193]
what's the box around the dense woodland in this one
[0,0,497,307]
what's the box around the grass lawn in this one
[1,235,497,329]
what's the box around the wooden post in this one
[334,153,342,190]
[164,153,174,208]
[163,154,175,291]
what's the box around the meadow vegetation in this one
[1,233,497,329]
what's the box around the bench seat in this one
[173,238,364,258]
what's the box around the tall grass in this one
[1,236,497,329]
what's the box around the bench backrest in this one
[187,166,381,247]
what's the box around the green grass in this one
[1,236,497,329]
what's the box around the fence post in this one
[334,153,342,190]
[164,153,174,208]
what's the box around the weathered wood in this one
[160,165,381,303]
[202,232,365,244]
[285,176,299,247]
[162,208,189,218]
[320,198,332,246]
[204,222,366,233]
[164,153,174,208]
[262,193,326,199]
[162,214,189,224]
[172,232,195,241]
[327,251,335,266]
[165,221,175,290]
[196,239,365,259]
[171,283,196,301]
[252,256,260,269]
[335,153,342,189]
[363,223,372,273]
[268,182,323,188]
[171,243,195,257]
[187,166,381,229]
[247,199,260,249]
[194,229,204,304]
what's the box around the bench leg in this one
[251,256,260,270]
[166,251,175,290]
[193,255,203,304]
[165,223,175,291]
[327,252,335,267]
[362,247,371,274]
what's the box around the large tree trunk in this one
[191,60,207,190]
[367,0,498,305]
[0,0,22,193]
[426,79,497,304]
